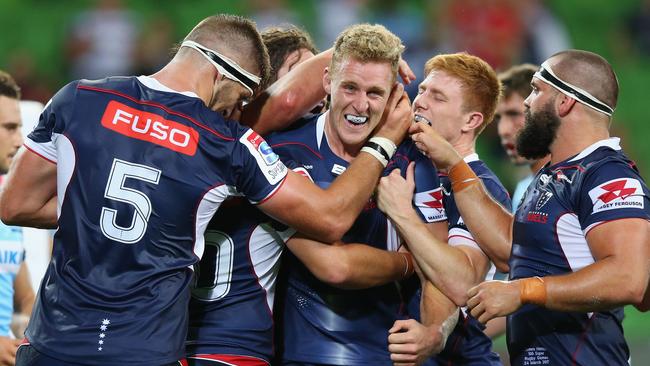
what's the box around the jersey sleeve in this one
[412,153,447,223]
[233,128,288,204]
[577,160,650,233]
[24,81,79,163]
[448,171,512,252]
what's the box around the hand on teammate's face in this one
[466,280,522,324]
[374,83,413,145]
[409,122,462,171]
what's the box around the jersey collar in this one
[463,153,479,163]
[568,137,621,162]
[136,76,200,99]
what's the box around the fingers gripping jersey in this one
[268,114,444,365]
[508,138,650,366]
[22,77,286,365]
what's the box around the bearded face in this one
[516,100,561,160]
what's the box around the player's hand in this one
[377,162,416,219]
[0,336,21,366]
[398,59,416,85]
[388,319,444,366]
[409,122,462,171]
[374,83,413,145]
[467,280,522,324]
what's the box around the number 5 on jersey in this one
[100,158,161,244]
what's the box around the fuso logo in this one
[101,101,199,156]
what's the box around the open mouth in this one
[345,114,368,126]
[414,114,432,126]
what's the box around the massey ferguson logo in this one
[101,101,199,155]
[414,187,446,222]
[588,178,645,213]
[422,190,444,209]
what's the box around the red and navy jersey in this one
[404,155,510,366]
[23,76,287,365]
[508,138,650,365]
[272,114,444,365]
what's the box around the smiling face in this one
[412,70,468,144]
[324,56,394,155]
[0,95,23,174]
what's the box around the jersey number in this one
[100,159,161,244]
[192,230,234,301]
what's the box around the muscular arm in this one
[258,84,412,243]
[286,234,412,290]
[542,218,649,311]
[468,218,650,323]
[241,49,332,135]
[0,148,58,229]
[377,164,490,305]
[409,122,513,271]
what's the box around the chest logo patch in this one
[414,187,447,222]
[588,178,645,213]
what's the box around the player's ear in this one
[323,67,332,95]
[557,94,576,117]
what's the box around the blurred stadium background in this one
[1,0,648,363]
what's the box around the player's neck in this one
[452,138,476,160]
[150,59,209,102]
[549,119,610,164]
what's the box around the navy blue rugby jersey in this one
[509,138,650,366]
[270,113,445,365]
[23,76,287,365]
[403,154,510,366]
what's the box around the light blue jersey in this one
[0,219,24,336]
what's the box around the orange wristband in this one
[401,252,414,279]
[448,160,480,192]
[519,276,547,306]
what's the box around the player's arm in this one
[241,48,332,135]
[388,281,459,364]
[13,261,34,316]
[467,218,650,323]
[286,234,413,289]
[258,84,412,243]
[377,163,490,305]
[0,148,58,229]
[11,261,34,338]
[409,122,513,271]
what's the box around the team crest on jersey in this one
[240,129,286,185]
[535,191,553,210]
[414,187,447,222]
[588,178,645,213]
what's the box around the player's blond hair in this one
[330,24,404,82]
[424,53,501,135]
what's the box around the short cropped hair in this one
[262,25,317,83]
[330,24,404,82]
[498,63,538,100]
[0,70,21,99]
[424,53,501,134]
[182,14,272,90]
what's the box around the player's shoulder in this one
[470,159,512,208]
[266,113,321,157]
